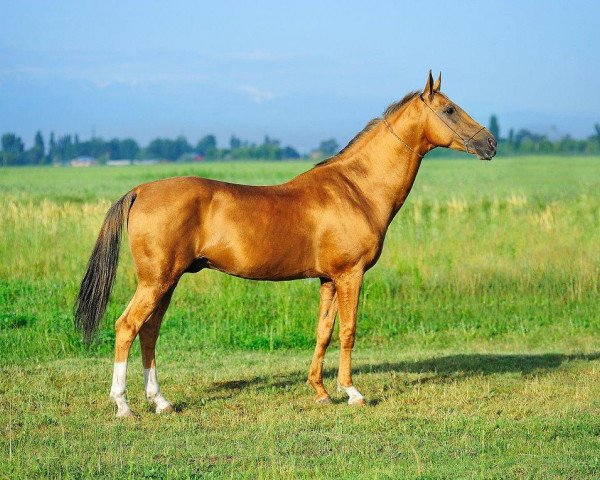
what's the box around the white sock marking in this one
[338,384,365,405]
[144,367,171,413]
[109,362,132,416]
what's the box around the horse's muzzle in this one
[475,136,497,161]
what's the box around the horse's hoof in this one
[348,398,366,406]
[116,409,135,419]
[338,384,366,406]
[156,404,175,414]
[315,396,333,405]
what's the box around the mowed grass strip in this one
[2,347,600,478]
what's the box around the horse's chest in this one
[319,223,383,272]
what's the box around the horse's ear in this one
[433,71,442,91]
[423,70,434,97]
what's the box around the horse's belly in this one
[205,252,319,281]
[201,232,319,281]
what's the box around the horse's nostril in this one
[488,137,497,149]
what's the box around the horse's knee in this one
[340,336,355,350]
[114,316,126,332]
[316,336,332,351]
[115,318,137,339]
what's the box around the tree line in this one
[0,132,336,166]
[2,116,599,166]
[488,115,600,155]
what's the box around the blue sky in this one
[1,1,599,151]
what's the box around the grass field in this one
[1,156,599,478]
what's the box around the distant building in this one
[107,159,132,167]
[132,159,159,166]
[70,156,97,167]
[178,153,204,163]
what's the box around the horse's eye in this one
[444,106,455,115]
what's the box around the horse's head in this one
[419,71,496,160]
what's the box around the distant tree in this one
[106,138,121,160]
[146,138,165,159]
[48,132,56,163]
[26,131,45,164]
[147,136,192,161]
[119,138,139,159]
[282,146,300,158]
[195,135,217,156]
[514,129,531,149]
[229,135,242,150]
[318,138,339,156]
[55,134,74,162]
[256,136,281,159]
[594,123,600,146]
[263,135,280,147]
[1,133,25,165]
[173,136,193,159]
[489,114,500,140]
[87,137,108,158]
[34,131,45,155]
[2,133,24,154]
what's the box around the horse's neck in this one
[334,116,428,230]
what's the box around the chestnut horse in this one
[75,71,496,417]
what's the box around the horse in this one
[75,71,496,417]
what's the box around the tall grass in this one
[1,156,598,363]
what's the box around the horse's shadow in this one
[205,352,600,396]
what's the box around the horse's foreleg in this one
[109,284,168,418]
[335,272,365,406]
[307,279,338,403]
[139,287,175,414]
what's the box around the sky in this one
[1,0,599,152]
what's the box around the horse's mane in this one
[382,90,420,119]
[315,90,419,167]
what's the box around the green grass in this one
[3,348,600,478]
[1,156,599,478]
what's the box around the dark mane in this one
[314,90,420,167]
[335,118,380,157]
[383,90,420,119]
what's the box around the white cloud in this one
[0,45,296,93]
[0,64,212,89]
[228,51,295,62]
[237,85,275,103]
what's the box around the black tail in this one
[74,191,137,344]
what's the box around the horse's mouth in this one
[476,146,496,161]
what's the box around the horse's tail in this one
[74,190,137,344]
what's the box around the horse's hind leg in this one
[307,279,338,403]
[139,287,175,414]
[109,283,171,417]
